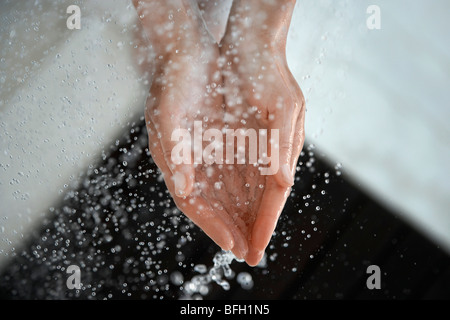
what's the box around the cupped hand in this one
[134,0,239,253]
[134,0,305,266]
[215,1,305,264]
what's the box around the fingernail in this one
[236,244,248,261]
[281,163,294,186]
[233,246,248,261]
[173,171,187,197]
[232,234,248,261]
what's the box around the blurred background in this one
[0,0,449,299]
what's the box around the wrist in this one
[223,2,295,54]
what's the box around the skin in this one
[133,0,305,266]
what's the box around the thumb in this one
[146,105,195,198]
[268,106,298,188]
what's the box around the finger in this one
[172,194,235,252]
[246,94,304,266]
[206,197,249,260]
[246,80,305,266]
[247,181,291,265]
[285,67,306,172]
[146,116,235,251]
[247,100,303,266]
[245,248,265,267]
[146,99,195,198]
[230,226,249,261]
[146,111,170,173]
[290,100,306,171]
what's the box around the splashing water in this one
[180,251,238,299]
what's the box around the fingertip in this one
[281,163,295,185]
[251,208,282,254]
[172,165,195,198]
[173,171,186,197]
[179,200,235,252]
[245,249,265,267]
[230,231,248,261]
[231,246,247,262]
[208,222,235,253]
[275,163,294,188]
[218,232,234,252]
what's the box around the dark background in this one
[0,119,449,300]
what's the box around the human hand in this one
[133,0,305,266]
[211,0,305,265]
[133,0,238,253]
